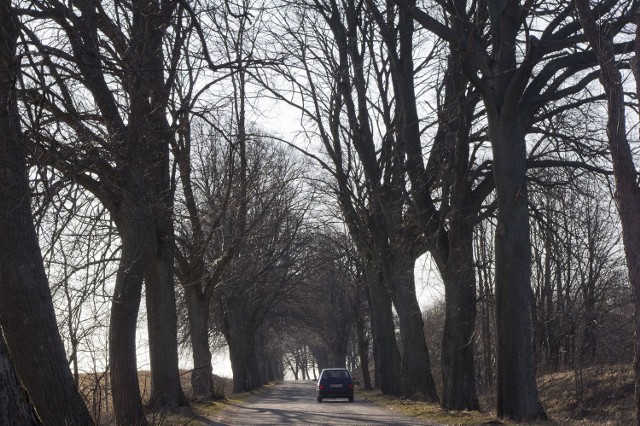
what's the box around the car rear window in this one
[324,370,349,379]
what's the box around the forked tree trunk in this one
[144,232,186,408]
[0,3,93,423]
[128,0,186,409]
[387,254,438,401]
[436,51,480,411]
[364,262,403,395]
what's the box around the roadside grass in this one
[357,389,502,425]
[536,364,634,425]
[154,380,281,425]
[357,363,634,425]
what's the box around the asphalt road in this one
[210,380,439,425]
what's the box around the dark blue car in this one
[316,368,354,402]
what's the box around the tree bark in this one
[184,285,215,399]
[130,0,187,407]
[0,331,41,425]
[430,50,480,411]
[364,261,403,395]
[491,120,545,421]
[224,300,263,393]
[0,3,94,423]
[109,210,147,425]
[439,221,479,410]
[354,310,373,390]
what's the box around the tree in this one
[364,3,490,405]
[394,0,633,419]
[265,0,441,400]
[17,0,194,420]
[172,0,267,398]
[175,118,247,398]
[574,1,640,422]
[0,1,93,422]
[209,138,310,393]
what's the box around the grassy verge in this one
[155,381,280,425]
[357,389,505,425]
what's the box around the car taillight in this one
[348,384,353,389]
[319,385,325,390]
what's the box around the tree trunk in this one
[0,331,41,425]
[184,285,215,399]
[225,305,262,393]
[364,262,403,395]
[144,238,187,408]
[439,221,479,410]
[387,254,438,401]
[431,49,479,410]
[109,212,147,425]
[476,238,495,392]
[128,0,186,409]
[355,311,373,390]
[491,120,545,421]
[0,3,93,423]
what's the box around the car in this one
[316,368,354,402]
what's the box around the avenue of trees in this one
[1,0,640,424]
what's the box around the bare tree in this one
[574,1,640,422]
[0,1,93,422]
[263,0,444,400]
[16,0,197,420]
[207,138,310,393]
[393,0,636,419]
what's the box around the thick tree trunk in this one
[0,332,41,425]
[0,4,93,423]
[477,243,495,392]
[355,311,373,390]
[431,50,479,410]
[143,122,186,409]
[440,221,479,410]
[144,234,186,408]
[226,307,262,393]
[387,254,438,401]
[364,262,403,395]
[129,0,186,409]
[491,121,545,421]
[312,347,331,372]
[109,214,147,425]
[184,286,215,399]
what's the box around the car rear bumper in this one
[317,389,354,398]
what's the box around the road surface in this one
[210,380,439,425]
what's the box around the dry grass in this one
[156,381,281,425]
[536,364,634,425]
[357,390,501,425]
[358,364,634,425]
[79,370,234,425]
